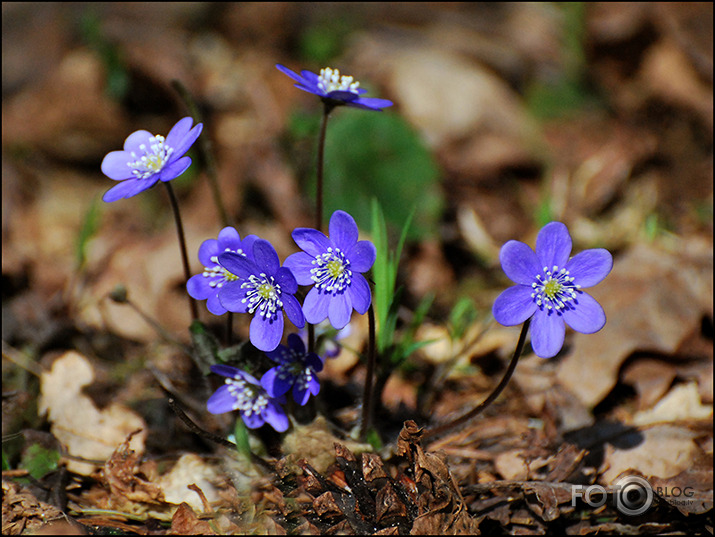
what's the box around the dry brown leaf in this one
[157,454,221,513]
[38,351,146,475]
[621,358,679,410]
[1,480,65,536]
[633,382,713,426]
[557,238,713,408]
[601,424,703,484]
[650,466,714,515]
[281,416,373,474]
[170,503,216,535]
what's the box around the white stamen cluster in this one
[318,67,360,94]
[531,265,581,312]
[241,273,282,318]
[127,135,173,179]
[274,347,315,391]
[225,375,268,416]
[203,248,244,288]
[310,248,352,295]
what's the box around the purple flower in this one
[284,210,376,330]
[276,64,393,111]
[207,364,288,432]
[186,227,258,316]
[298,321,351,359]
[101,117,202,202]
[492,222,613,359]
[218,239,305,352]
[261,333,323,406]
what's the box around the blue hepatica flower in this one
[101,117,202,202]
[276,64,393,111]
[218,239,305,352]
[207,364,288,432]
[492,222,613,359]
[298,320,351,360]
[186,227,258,316]
[261,333,323,406]
[284,210,376,330]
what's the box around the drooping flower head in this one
[101,117,203,202]
[261,333,323,406]
[186,227,258,316]
[284,210,375,330]
[276,64,393,111]
[218,239,305,352]
[298,320,351,359]
[207,364,288,432]
[492,222,612,359]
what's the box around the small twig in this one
[166,395,275,474]
[163,182,199,322]
[359,303,377,441]
[167,395,237,450]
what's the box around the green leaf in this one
[448,297,478,341]
[317,112,442,240]
[365,428,383,451]
[76,197,101,269]
[233,418,252,460]
[20,444,60,480]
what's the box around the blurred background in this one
[2,2,713,532]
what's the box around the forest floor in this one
[2,3,713,535]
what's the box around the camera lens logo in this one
[614,475,653,516]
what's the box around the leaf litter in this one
[2,3,712,535]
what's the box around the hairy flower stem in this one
[316,103,335,232]
[163,182,199,321]
[422,318,531,442]
[307,103,334,355]
[359,303,377,441]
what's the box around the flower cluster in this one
[188,211,374,431]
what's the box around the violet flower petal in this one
[492,285,538,326]
[565,249,613,287]
[536,222,572,270]
[500,240,541,285]
[562,292,606,334]
[329,210,358,250]
[250,313,283,352]
[531,311,566,359]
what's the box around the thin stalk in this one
[315,103,333,232]
[163,182,199,321]
[225,312,233,346]
[307,102,333,355]
[422,318,531,442]
[359,303,377,440]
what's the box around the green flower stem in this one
[422,318,531,442]
[163,182,199,322]
[359,302,377,440]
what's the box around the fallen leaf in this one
[557,238,713,408]
[601,424,702,484]
[157,454,221,513]
[633,382,713,425]
[38,351,146,475]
